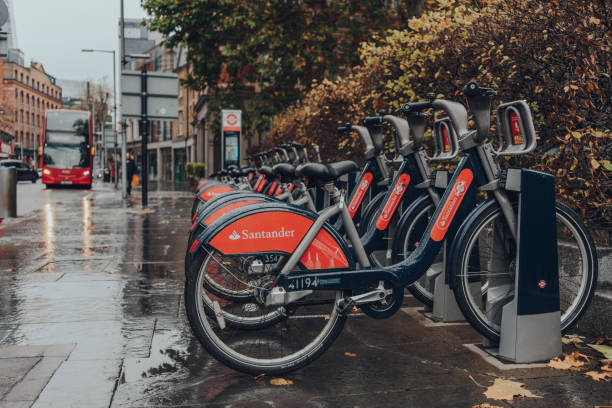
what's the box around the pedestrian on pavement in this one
[126,154,137,195]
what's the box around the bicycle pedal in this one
[336,297,355,315]
[212,301,226,330]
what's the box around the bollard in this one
[0,167,17,218]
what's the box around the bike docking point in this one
[481,169,562,364]
[427,171,477,323]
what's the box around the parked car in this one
[0,160,38,183]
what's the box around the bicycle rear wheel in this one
[185,245,347,375]
[453,201,597,342]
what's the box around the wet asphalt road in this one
[0,184,610,407]
[15,179,95,216]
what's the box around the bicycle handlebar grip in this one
[401,101,432,113]
[362,116,384,126]
[462,81,497,97]
[337,123,352,133]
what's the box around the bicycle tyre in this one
[185,244,348,375]
[453,200,597,342]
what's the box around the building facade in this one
[1,59,62,165]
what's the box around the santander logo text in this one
[228,227,296,241]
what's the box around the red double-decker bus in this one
[41,110,93,188]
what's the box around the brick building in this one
[1,59,62,165]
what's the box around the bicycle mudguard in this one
[195,189,266,218]
[197,183,238,202]
[356,191,386,235]
[191,193,276,231]
[190,203,355,270]
[445,198,497,289]
[390,194,435,258]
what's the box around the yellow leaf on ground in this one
[344,352,357,357]
[253,373,266,380]
[483,379,540,401]
[601,361,612,372]
[548,352,589,370]
[108,269,120,274]
[270,378,293,386]
[588,344,612,361]
[585,371,612,382]
[561,334,584,345]
[472,403,503,408]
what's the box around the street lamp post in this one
[81,49,117,189]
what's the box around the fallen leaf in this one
[592,338,605,345]
[483,378,540,401]
[253,373,266,380]
[548,352,589,370]
[588,344,612,361]
[101,244,110,248]
[562,334,585,345]
[162,220,170,224]
[270,378,293,386]
[472,403,503,408]
[108,269,120,274]
[351,306,362,313]
[601,361,612,372]
[585,371,612,382]
[344,352,357,357]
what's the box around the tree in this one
[142,0,427,138]
[78,80,112,130]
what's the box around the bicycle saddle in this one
[273,163,296,182]
[296,160,359,184]
[258,166,274,178]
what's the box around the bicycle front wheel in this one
[453,201,597,342]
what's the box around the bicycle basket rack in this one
[495,100,537,155]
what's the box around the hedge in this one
[264,0,611,240]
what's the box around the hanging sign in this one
[221,110,241,167]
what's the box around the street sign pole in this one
[119,0,127,199]
[140,68,148,208]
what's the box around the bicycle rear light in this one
[495,100,537,155]
[431,117,459,161]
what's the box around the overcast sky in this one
[12,0,147,85]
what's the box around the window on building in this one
[26,94,29,105]
[20,110,23,124]
[26,132,29,148]
[178,112,183,136]
[20,91,23,103]
[14,70,17,78]
[32,113,35,126]
[26,111,29,125]
[37,115,40,127]
[20,73,23,82]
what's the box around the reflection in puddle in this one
[43,203,55,257]
[82,197,93,257]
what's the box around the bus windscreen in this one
[43,112,91,169]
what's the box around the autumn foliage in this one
[265,0,611,236]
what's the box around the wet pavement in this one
[0,183,610,407]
